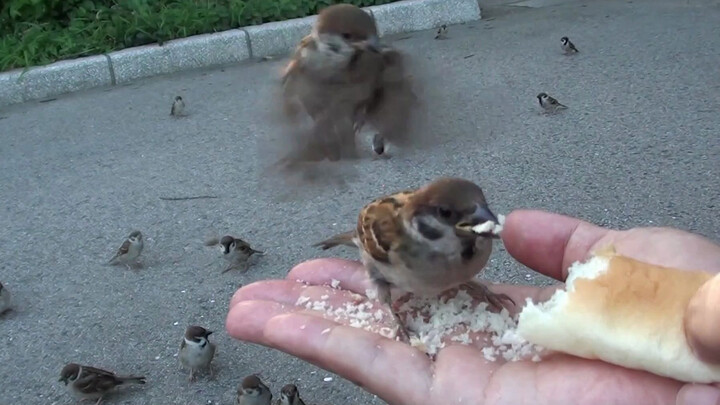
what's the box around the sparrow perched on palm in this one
[205,235,264,273]
[237,375,273,405]
[107,230,143,269]
[276,3,419,169]
[313,177,512,342]
[178,325,216,381]
[560,36,579,54]
[276,384,306,405]
[537,92,568,113]
[58,363,146,404]
[0,281,11,314]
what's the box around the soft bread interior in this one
[517,247,720,383]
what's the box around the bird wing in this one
[75,366,123,394]
[357,189,414,264]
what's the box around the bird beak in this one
[455,204,500,238]
[59,377,67,384]
[206,331,214,336]
[251,249,264,256]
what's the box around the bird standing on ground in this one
[276,384,306,405]
[313,177,512,342]
[205,235,264,273]
[537,92,568,112]
[107,230,144,269]
[237,375,273,405]
[560,36,579,54]
[434,25,448,40]
[171,96,185,116]
[58,363,146,405]
[179,325,216,381]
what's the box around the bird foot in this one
[461,281,515,311]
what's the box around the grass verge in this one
[0,0,396,72]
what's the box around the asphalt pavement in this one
[1,0,719,404]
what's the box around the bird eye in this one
[342,33,352,40]
[437,207,453,219]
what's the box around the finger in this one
[287,258,373,294]
[225,300,292,342]
[685,274,720,364]
[501,209,609,281]
[677,384,720,405]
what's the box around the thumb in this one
[685,274,720,364]
[677,384,720,405]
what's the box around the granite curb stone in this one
[109,29,250,85]
[369,0,481,37]
[0,0,481,108]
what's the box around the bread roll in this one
[516,246,720,383]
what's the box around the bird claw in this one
[462,282,515,311]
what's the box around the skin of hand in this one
[226,209,720,405]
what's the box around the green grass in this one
[0,0,396,72]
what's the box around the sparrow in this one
[178,325,216,381]
[107,230,144,269]
[171,96,185,116]
[276,3,419,169]
[237,374,273,405]
[372,133,385,156]
[276,384,306,405]
[313,177,513,342]
[537,92,568,112]
[434,25,448,40]
[560,36,579,53]
[0,281,11,314]
[204,235,264,273]
[58,363,146,404]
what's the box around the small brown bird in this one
[434,25,448,40]
[537,92,568,112]
[276,3,419,171]
[205,235,264,273]
[313,177,512,342]
[178,325,216,381]
[58,363,146,404]
[276,384,306,405]
[107,230,144,269]
[560,36,579,53]
[237,374,273,405]
[171,96,185,116]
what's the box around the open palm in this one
[226,210,720,405]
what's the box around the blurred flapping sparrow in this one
[107,230,144,269]
[237,374,273,405]
[178,325,216,381]
[276,384,306,405]
[58,362,145,404]
[205,235,264,273]
[277,4,419,168]
[314,177,512,342]
[0,281,11,314]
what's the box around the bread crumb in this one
[296,296,310,306]
[471,213,506,236]
[365,288,378,300]
[321,328,331,335]
[330,279,341,289]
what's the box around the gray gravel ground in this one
[1,0,719,404]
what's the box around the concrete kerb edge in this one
[0,0,481,108]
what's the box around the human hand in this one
[226,209,720,405]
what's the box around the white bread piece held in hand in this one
[516,246,720,383]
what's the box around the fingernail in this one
[677,384,720,405]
